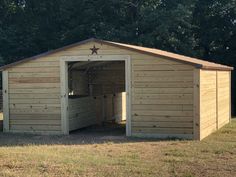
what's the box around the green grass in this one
[0,119,236,177]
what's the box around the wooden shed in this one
[0,38,233,140]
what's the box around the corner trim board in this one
[193,69,200,140]
[60,60,69,134]
[3,70,9,132]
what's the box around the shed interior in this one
[67,61,126,134]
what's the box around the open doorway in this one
[60,55,131,136]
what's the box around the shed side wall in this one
[199,70,231,140]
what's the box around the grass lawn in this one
[0,119,235,177]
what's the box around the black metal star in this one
[90,45,99,55]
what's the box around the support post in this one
[60,60,69,134]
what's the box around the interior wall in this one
[68,96,96,131]
[114,92,126,122]
[68,61,126,131]
[69,70,88,96]
[69,62,125,96]
[88,62,125,96]
[94,93,126,124]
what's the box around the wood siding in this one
[66,42,194,138]
[199,70,217,139]
[131,58,194,138]
[5,41,195,136]
[7,58,61,134]
[199,70,230,140]
[217,71,230,128]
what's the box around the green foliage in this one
[0,0,235,114]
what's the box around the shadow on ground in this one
[0,123,176,147]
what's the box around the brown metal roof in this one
[0,38,233,71]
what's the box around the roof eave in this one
[98,40,202,68]
[200,65,234,71]
[99,40,234,71]
[0,38,97,71]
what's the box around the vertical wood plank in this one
[60,60,69,134]
[126,57,132,136]
[2,70,9,132]
[193,69,200,140]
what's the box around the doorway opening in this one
[60,56,131,136]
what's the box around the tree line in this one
[0,0,235,114]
